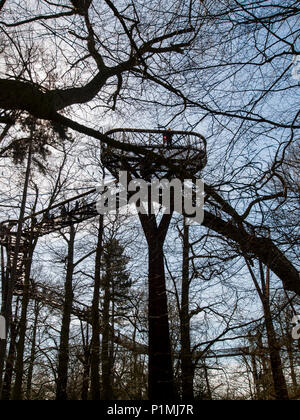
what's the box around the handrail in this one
[104,128,207,152]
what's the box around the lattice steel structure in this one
[101,128,207,181]
[100,128,208,400]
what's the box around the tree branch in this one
[0,0,7,12]
[202,210,300,295]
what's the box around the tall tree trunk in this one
[246,260,289,400]
[0,143,32,390]
[180,220,194,400]
[1,300,20,400]
[262,298,289,400]
[78,321,91,400]
[260,264,288,400]
[25,300,40,400]
[56,225,75,400]
[131,323,140,399]
[81,355,90,401]
[284,312,298,394]
[257,332,270,399]
[148,240,175,399]
[110,279,115,394]
[101,259,113,400]
[12,242,35,400]
[1,321,18,400]
[90,215,103,400]
[0,246,9,398]
[81,348,91,401]
[203,361,212,400]
[138,210,176,400]
[1,245,6,315]
[250,352,260,399]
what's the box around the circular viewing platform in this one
[101,128,207,180]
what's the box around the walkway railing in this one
[105,128,207,153]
